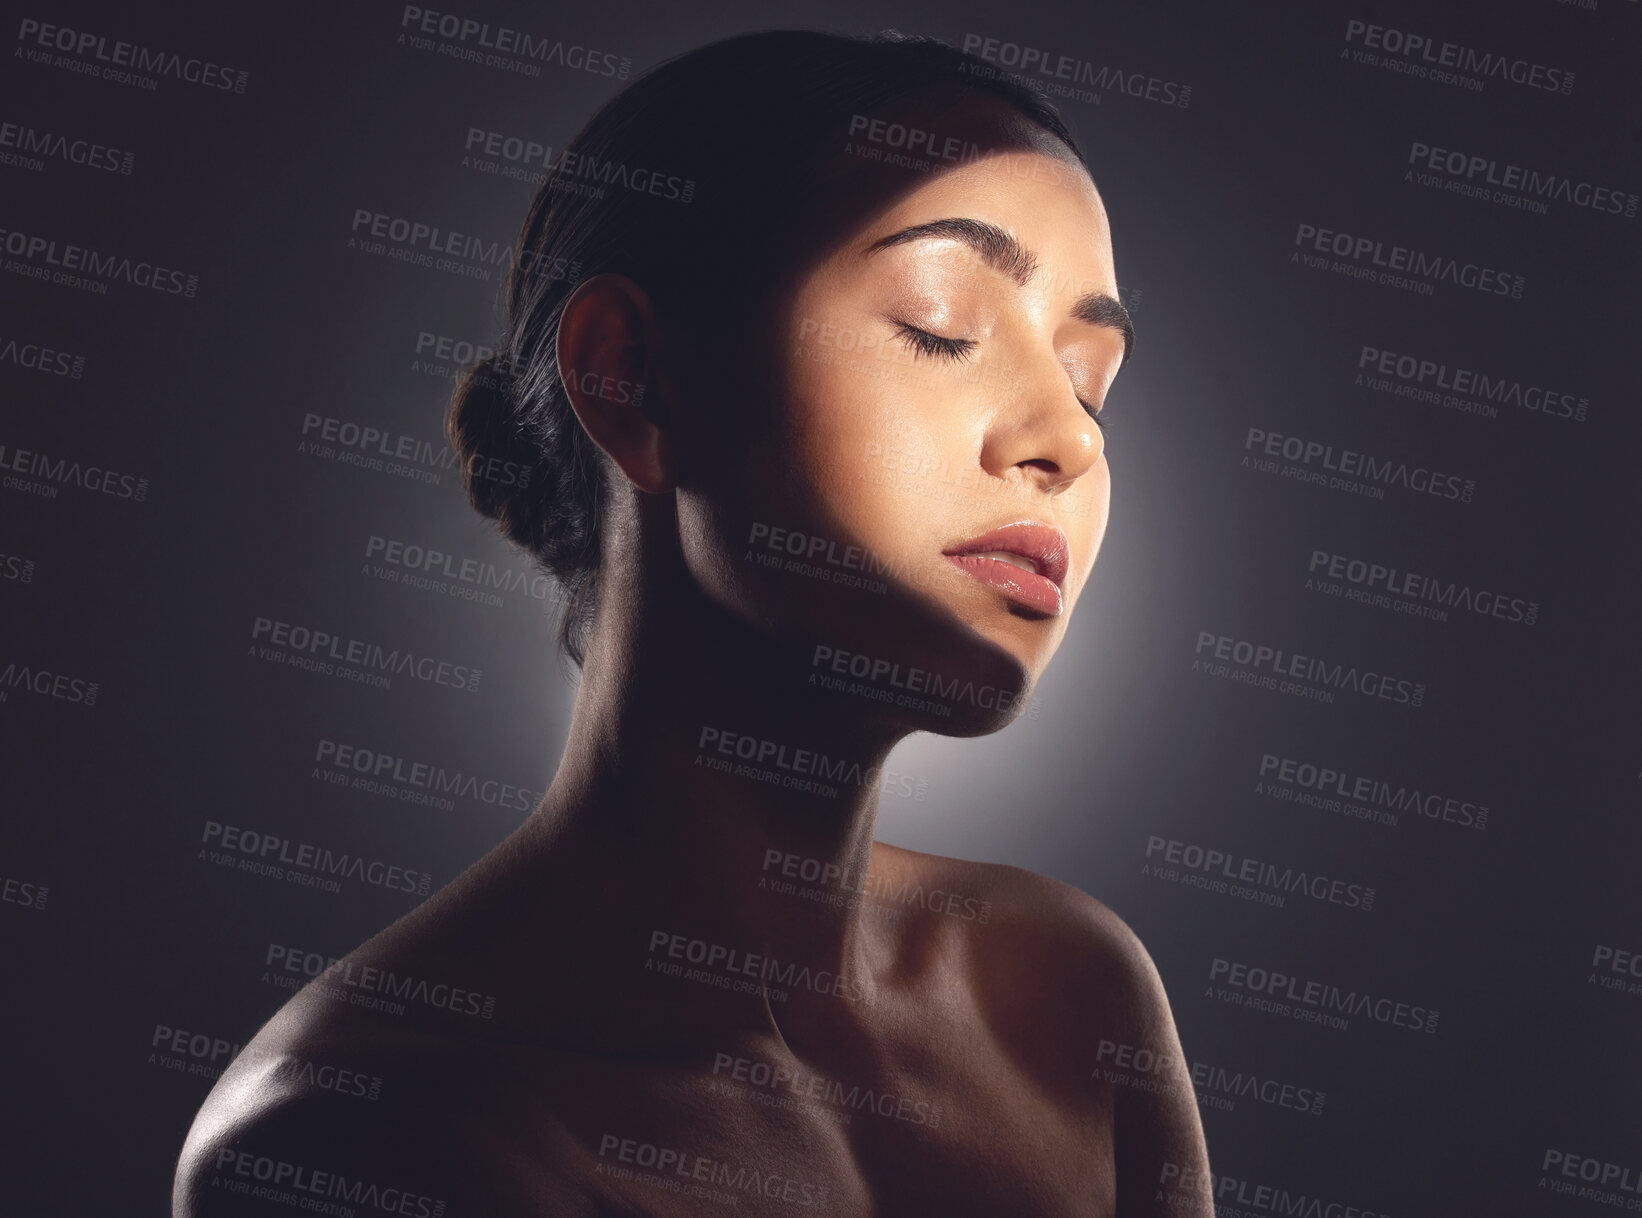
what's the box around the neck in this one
[523,517,914,1027]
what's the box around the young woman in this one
[176,30,1212,1217]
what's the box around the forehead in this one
[846,174,1117,319]
[759,91,1114,321]
[833,93,1111,269]
[864,152,1109,247]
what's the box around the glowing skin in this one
[173,94,1212,1218]
[773,137,1119,658]
[668,99,1128,734]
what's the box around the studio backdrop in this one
[2,0,1639,1214]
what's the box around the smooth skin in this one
[175,95,1213,1218]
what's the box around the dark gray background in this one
[2,0,1639,1213]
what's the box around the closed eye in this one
[894,321,977,363]
[893,321,1111,432]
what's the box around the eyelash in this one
[896,321,976,363]
[893,322,1111,431]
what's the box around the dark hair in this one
[446,28,1085,667]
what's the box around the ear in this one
[554,273,676,494]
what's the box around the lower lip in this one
[944,555,1063,617]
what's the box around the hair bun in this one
[446,352,537,532]
[445,349,601,603]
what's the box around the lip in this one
[941,520,1070,617]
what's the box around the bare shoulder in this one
[874,844,1212,1214]
[171,835,619,1217]
[871,841,1163,1007]
[988,860,1173,1022]
[171,993,599,1218]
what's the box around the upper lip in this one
[942,521,1071,589]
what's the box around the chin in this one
[811,571,1051,738]
[914,690,1035,740]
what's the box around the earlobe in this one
[555,272,677,494]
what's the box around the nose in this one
[978,350,1104,495]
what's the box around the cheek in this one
[781,333,976,528]
[1066,458,1111,595]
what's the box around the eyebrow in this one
[863,216,1134,364]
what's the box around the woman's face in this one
[677,97,1126,732]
